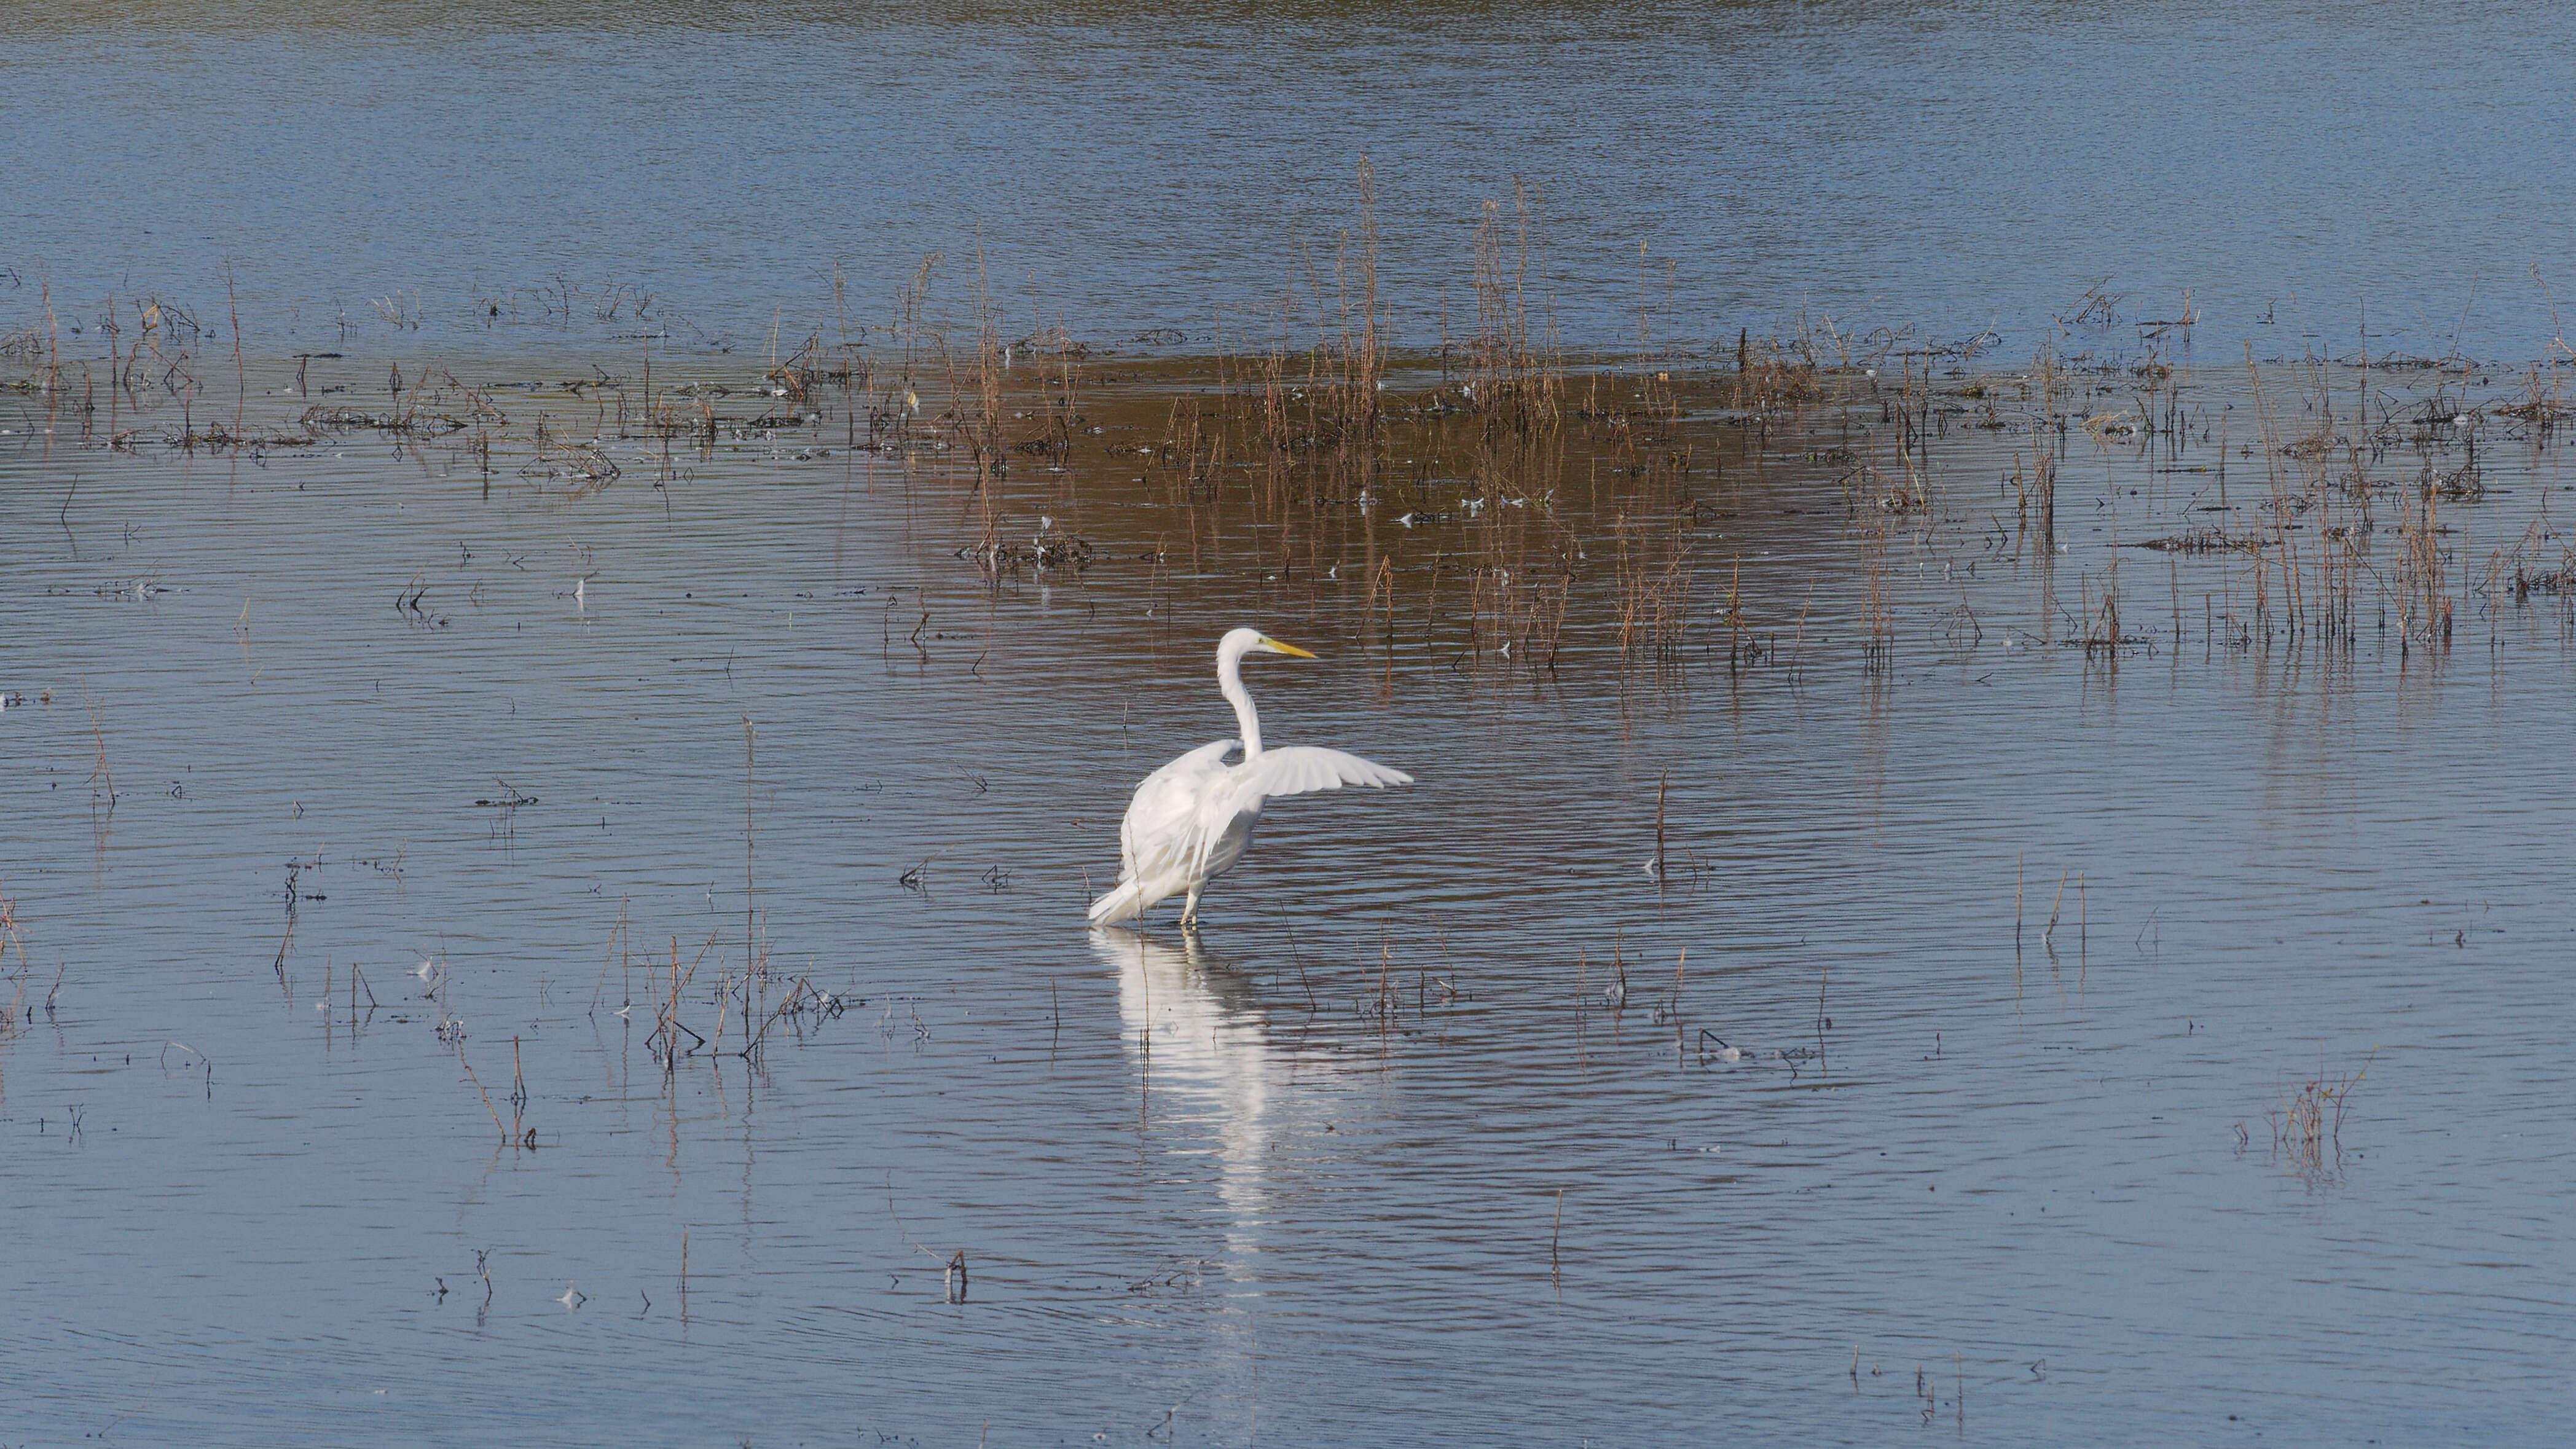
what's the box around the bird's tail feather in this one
[1086,878,1153,926]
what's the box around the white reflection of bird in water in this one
[1094,927,1287,1259]
[1098,925,1323,1440]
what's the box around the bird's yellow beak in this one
[1260,636,1318,659]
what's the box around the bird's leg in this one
[1180,885,1203,927]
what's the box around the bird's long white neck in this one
[1218,645,1263,758]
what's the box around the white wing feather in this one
[1222,746,1412,810]
[1188,747,1410,880]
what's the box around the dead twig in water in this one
[1653,769,1668,884]
[455,1040,509,1144]
[83,682,116,817]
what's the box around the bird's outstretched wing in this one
[1221,746,1412,814]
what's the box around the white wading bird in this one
[1086,628,1411,927]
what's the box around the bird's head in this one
[1220,626,1317,663]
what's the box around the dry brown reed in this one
[2267,1049,2374,1181]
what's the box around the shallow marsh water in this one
[9,1,2576,1442]
[4,341,2576,1445]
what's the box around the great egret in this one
[1086,628,1410,927]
